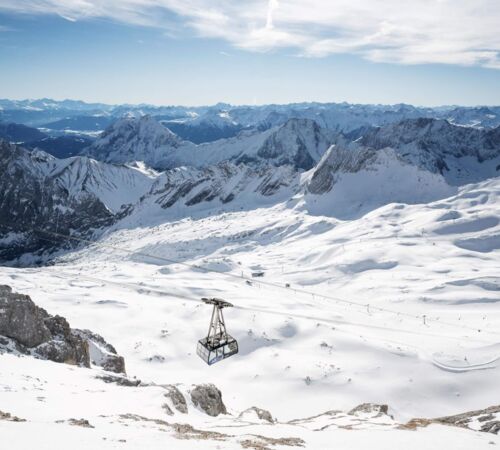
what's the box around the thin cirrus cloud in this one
[1,0,499,69]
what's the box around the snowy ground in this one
[1,177,499,448]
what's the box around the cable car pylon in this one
[197,298,239,365]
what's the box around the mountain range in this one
[0,99,498,261]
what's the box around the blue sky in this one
[0,1,499,106]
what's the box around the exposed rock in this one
[163,385,188,414]
[56,418,94,428]
[0,285,124,372]
[433,405,500,435]
[348,403,391,418]
[0,285,51,347]
[162,403,174,416]
[96,374,141,387]
[401,405,500,435]
[119,413,229,441]
[34,315,89,366]
[481,422,500,434]
[239,407,274,423]
[190,384,227,417]
[307,144,376,195]
[75,329,126,374]
[0,410,26,422]
[240,435,305,449]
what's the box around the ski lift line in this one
[2,223,499,338]
[34,263,500,344]
[12,225,500,337]
[42,267,495,345]
[5,223,500,337]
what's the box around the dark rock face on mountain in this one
[190,384,227,417]
[0,139,148,262]
[307,145,377,194]
[150,162,297,211]
[254,119,334,170]
[359,119,500,175]
[0,285,125,373]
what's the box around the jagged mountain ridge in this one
[345,118,500,184]
[3,99,500,142]
[0,140,156,260]
[1,113,499,261]
[84,116,336,171]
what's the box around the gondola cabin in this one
[197,297,239,365]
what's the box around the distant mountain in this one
[2,98,500,139]
[444,106,500,128]
[83,116,335,171]
[0,122,47,143]
[82,115,184,167]
[162,110,244,143]
[41,115,114,132]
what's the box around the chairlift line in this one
[0,223,498,339]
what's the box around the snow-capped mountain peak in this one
[83,115,183,165]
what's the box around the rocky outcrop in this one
[75,329,126,374]
[35,315,89,366]
[0,410,26,422]
[163,385,188,414]
[0,285,89,366]
[0,285,52,347]
[348,403,391,419]
[239,406,274,423]
[402,405,500,435]
[433,405,500,435]
[0,285,125,372]
[190,384,227,417]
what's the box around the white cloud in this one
[1,0,499,69]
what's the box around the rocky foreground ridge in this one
[0,284,125,373]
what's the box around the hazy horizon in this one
[0,1,499,106]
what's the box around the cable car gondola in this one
[197,297,238,365]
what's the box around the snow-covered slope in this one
[1,176,499,449]
[304,145,456,219]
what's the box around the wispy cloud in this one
[1,0,499,69]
